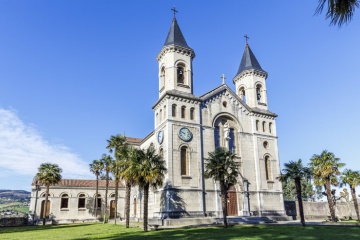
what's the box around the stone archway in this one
[227,186,238,216]
[40,200,50,219]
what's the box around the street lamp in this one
[244,179,250,215]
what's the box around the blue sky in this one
[0,1,359,191]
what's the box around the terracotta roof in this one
[33,179,124,188]
[126,137,142,144]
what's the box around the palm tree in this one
[278,159,312,226]
[204,147,241,228]
[89,159,104,220]
[340,169,360,220]
[100,154,113,224]
[310,150,345,221]
[130,146,167,232]
[106,134,127,225]
[316,0,359,27]
[36,163,62,225]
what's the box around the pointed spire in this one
[164,17,190,48]
[236,44,266,75]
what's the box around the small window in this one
[181,106,186,119]
[172,104,177,117]
[180,146,188,175]
[160,66,165,87]
[269,122,272,133]
[262,121,266,132]
[190,108,195,120]
[239,87,246,103]
[256,84,262,102]
[263,141,269,149]
[164,105,166,119]
[78,194,86,208]
[110,193,115,198]
[61,194,69,209]
[256,120,259,131]
[222,101,227,107]
[159,109,162,122]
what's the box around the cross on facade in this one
[171,6,178,17]
[221,74,226,84]
[244,34,249,45]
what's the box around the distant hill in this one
[0,190,30,200]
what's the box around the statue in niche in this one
[224,122,230,140]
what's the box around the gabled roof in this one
[164,18,190,49]
[236,44,267,76]
[200,84,277,117]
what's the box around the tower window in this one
[181,106,186,119]
[269,122,272,133]
[256,120,259,131]
[256,84,262,102]
[160,66,165,88]
[190,108,195,120]
[265,156,271,180]
[239,87,246,103]
[159,109,162,122]
[172,104,177,117]
[164,105,166,119]
[78,194,86,208]
[61,194,69,209]
[177,63,185,84]
[180,146,188,175]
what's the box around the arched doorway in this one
[110,200,115,218]
[40,200,50,219]
[227,186,238,216]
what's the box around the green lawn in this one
[0,223,359,240]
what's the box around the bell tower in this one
[233,39,268,110]
[156,14,195,98]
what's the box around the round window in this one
[223,101,227,107]
[263,141,269,149]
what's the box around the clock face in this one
[157,130,164,144]
[178,127,192,142]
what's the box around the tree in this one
[281,177,317,201]
[106,134,127,225]
[204,147,241,228]
[316,0,359,27]
[100,154,113,224]
[89,159,104,220]
[340,169,360,220]
[36,163,62,225]
[310,150,345,221]
[278,159,312,226]
[130,146,167,232]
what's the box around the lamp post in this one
[244,180,250,216]
[33,182,41,225]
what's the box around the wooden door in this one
[227,186,238,216]
[40,200,50,219]
[110,200,115,218]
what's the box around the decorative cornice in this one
[153,90,201,109]
[233,69,268,84]
[156,45,195,61]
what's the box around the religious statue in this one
[224,122,230,139]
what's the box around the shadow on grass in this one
[73,225,360,240]
[0,223,93,234]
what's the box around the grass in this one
[0,223,359,240]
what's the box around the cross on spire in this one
[244,34,249,45]
[171,6,178,18]
[221,74,226,84]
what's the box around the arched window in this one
[78,194,86,209]
[181,106,186,119]
[256,120,259,131]
[265,156,271,180]
[214,126,220,149]
[256,84,262,102]
[180,146,188,175]
[159,109,162,122]
[229,128,235,153]
[160,66,165,88]
[163,105,166,119]
[269,122,272,133]
[239,87,246,103]
[61,194,69,209]
[172,104,177,117]
[177,63,185,84]
[156,113,159,124]
[262,121,266,132]
[190,108,195,120]
[95,194,102,209]
[110,193,115,198]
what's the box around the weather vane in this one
[171,6,178,18]
[244,34,249,45]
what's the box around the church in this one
[29,14,285,223]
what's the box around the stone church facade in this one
[29,16,285,223]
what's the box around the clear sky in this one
[1,1,359,191]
